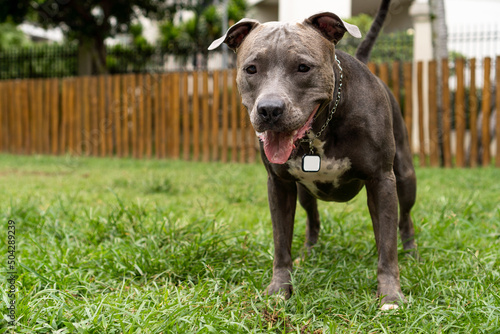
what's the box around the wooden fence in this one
[0,56,499,167]
[0,70,257,163]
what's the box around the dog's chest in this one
[286,148,352,198]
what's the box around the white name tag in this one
[302,154,321,172]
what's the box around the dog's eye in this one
[245,65,257,74]
[298,64,310,73]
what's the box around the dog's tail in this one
[355,0,391,64]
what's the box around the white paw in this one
[380,303,399,311]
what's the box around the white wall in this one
[445,0,500,26]
[445,0,500,58]
[278,0,351,22]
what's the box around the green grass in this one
[0,154,499,333]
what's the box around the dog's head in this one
[209,13,361,164]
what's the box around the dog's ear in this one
[208,18,260,52]
[304,12,361,45]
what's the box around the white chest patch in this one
[287,140,352,197]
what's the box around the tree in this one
[430,0,449,165]
[160,0,247,68]
[430,0,448,62]
[0,0,179,75]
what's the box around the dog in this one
[209,0,416,309]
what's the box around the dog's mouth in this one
[258,104,320,164]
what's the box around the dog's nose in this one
[257,100,285,124]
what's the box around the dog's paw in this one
[380,303,399,311]
[378,286,407,310]
[265,282,292,300]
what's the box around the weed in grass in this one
[142,174,177,195]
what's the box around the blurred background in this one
[0,0,499,168]
[0,0,498,78]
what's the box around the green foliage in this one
[0,41,160,79]
[106,45,156,75]
[228,0,247,22]
[0,44,78,79]
[106,23,156,74]
[341,14,414,63]
[128,23,154,51]
[344,13,374,33]
[0,155,499,332]
[0,0,175,38]
[160,0,248,67]
[0,0,177,74]
[0,22,31,50]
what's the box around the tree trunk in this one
[77,36,108,76]
[78,38,93,76]
[93,37,107,74]
[430,0,448,165]
[431,0,448,62]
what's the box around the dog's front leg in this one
[265,174,297,299]
[366,170,405,308]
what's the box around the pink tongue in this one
[260,131,294,164]
[259,104,320,164]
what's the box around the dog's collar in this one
[301,54,343,153]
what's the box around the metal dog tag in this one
[302,154,321,172]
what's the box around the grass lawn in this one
[0,154,499,333]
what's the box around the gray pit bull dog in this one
[209,0,416,310]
